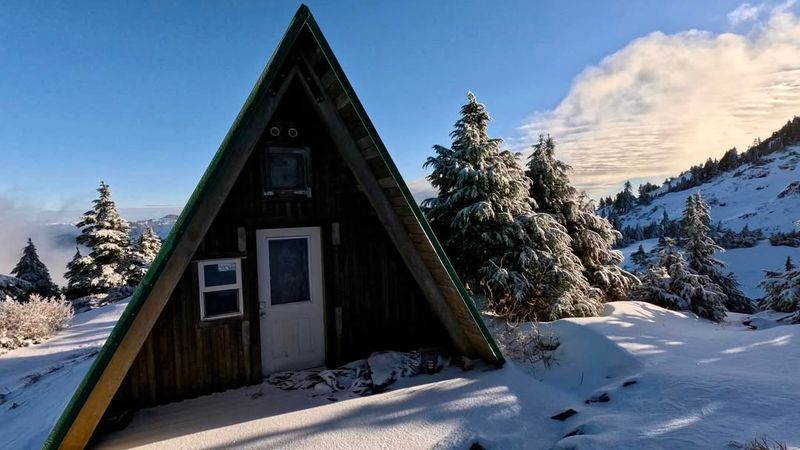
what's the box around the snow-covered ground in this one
[0,299,129,449]
[91,302,799,449]
[619,147,800,234]
[621,239,799,299]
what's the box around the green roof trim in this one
[43,5,502,448]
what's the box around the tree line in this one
[3,181,161,304]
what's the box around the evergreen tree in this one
[682,194,754,313]
[759,258,800,313]
[11,238,59,299]
[76,181,131,294]
[423,93,599,321]
[719,147,739,171]
[632,238,728,322]
[126,227,162,286]
[63,248,93,300]
[613,181,637,213]
[525,135,638,301]
[630,244,650,273]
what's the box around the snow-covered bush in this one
[0,294,73,353]
[493,322,560,368]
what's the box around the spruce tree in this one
[64,248,94,300]
[525,135,638,301]
[759,258,800,313]
[76,181,131,293]
[126,227,162,286]
[632,238,728,322]
[423,93,599,321]
[683,194,754,313]
[11,238,60,299]
[630,245,650,273]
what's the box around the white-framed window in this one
[197,258,243,321]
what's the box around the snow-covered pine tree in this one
[11,238,60,299]
[666,252,728,322]
[630,244,650,273]
[126,227,162,286]
[682,194,754,313]
[525,135,638,301]
[423,93,599,321]
[632,238,728,322]
[76,181,131,294]
[63,248,94,300]
[759,257,800,313]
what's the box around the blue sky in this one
[2,0,797,210]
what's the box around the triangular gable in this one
[44,5,503,449]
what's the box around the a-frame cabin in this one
[45,5,503,449]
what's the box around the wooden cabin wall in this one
[109,81,450,412]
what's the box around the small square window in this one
[264,147,311,197]
[198,259,243,321]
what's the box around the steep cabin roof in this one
[44,5,504,449]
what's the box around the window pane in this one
[203,262,238,287]
[268,153,306,190]
[203,289,240,318]
[268,238,310,305]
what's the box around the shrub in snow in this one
[11,238,60,300]
[125,226,162,286]
[525,135,639,302]
[491,321,560,368]
[769,230,800,247]
[683,194,754,313]
[423,93,600,321]
[0,294,73,353]
[759,257,800,313]
[70,181,132,297]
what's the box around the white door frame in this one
[256,227,325,375]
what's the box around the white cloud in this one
[521,9,800,198]
[728,3,763,25]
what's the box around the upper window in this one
[264,147,311,198]
[197,258,243,321]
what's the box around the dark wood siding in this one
[109,81,450,412]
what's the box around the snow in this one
[619,147,800,234]
[554,302,800,449]
[0,299,129,449]
[620,239,799,299]
[91,301,800,449]
[94,364,570,450]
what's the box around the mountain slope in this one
[619,145,800,234]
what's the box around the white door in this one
[256,227,325,375]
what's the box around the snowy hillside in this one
[0,300,129,449]
[619,145,800,233]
